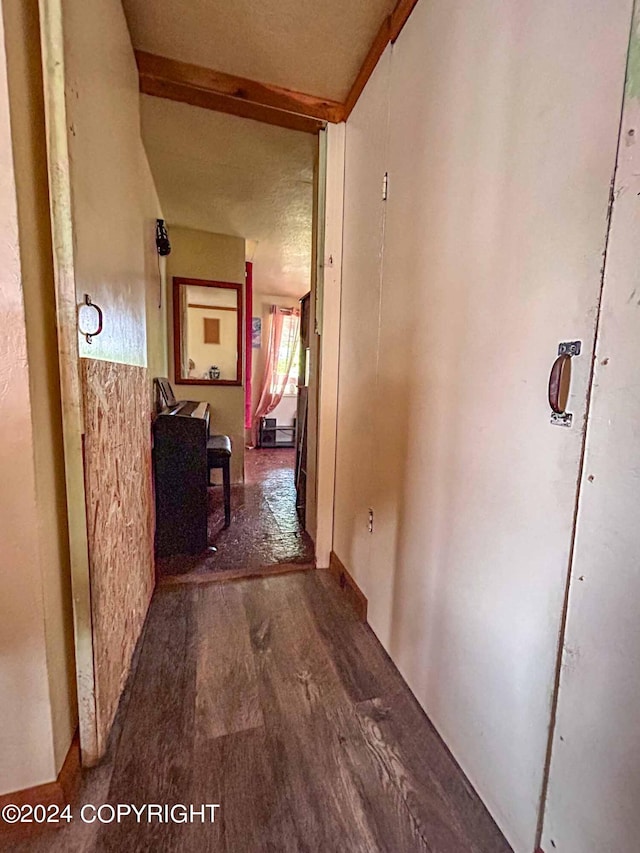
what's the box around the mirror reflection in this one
[174,278,242,385]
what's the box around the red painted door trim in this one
[244,261,253,430]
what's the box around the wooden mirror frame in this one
[173,277,243,386]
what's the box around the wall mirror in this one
[173,277,243,385]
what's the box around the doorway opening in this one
[185,294,315,579]
[237,290,314,573]
[150,107,319,583]
[157,289,315,580]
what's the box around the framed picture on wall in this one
[252,317,262,348]
[203,317,220,343]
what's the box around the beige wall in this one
[333,2,632,851]
[167,226,246,481]
[0,0,78,794]
[145,215,168,386]
[63,0,164,368]
[333,50,389,585]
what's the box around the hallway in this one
[17,571,511,852]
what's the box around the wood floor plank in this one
[356,691,513,853]
[298,571,512,853]
[241,577,366,851]
[241,575,429,853]
[95,586,198,852]
[189,726,298,853]
[19,571,513,853]
[299,569,407,703]
[195,583,264,739]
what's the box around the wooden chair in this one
[207,435,232,528]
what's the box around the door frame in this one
[313,123,346,567]
[38,0,98,765]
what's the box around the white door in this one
[540,5,640,851]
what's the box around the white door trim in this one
[38,0,98,765]
[314,123,346,568]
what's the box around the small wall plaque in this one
[204,317,220,344]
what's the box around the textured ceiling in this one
[123,0,395,102]
[141,95,316,297]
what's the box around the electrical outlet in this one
[368,509,374,534]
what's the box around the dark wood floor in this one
[16,570,512,853]
[158,448,314,581]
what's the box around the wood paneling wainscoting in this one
[81,359,155,757]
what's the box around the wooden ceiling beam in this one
[343,15,391,119]
[136,0,421,131]
[140,75,324,134]
[136,51,341,133]
[343,0,421,120]
[389,0,421,42]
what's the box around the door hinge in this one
[382,172,388,201]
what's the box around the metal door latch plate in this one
[550,411,573,428]
[558,341,581,357]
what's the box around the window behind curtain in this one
[272,312,300,396]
